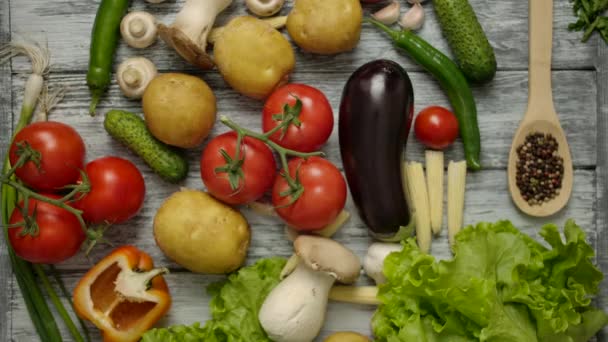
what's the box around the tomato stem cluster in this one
[0,145,91,240]
[219,115,323,202]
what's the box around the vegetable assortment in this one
[1,0,607,341]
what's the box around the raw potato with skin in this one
[142,73,216,148]
[287,0,363,54]
[153,189,250,274]
[214,16,295,99]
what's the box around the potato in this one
[324,332,371,342]
[214,16,295,100]
[153,189,250,274]
[143,73,216,148]
[287,0,363,55]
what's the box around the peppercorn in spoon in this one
[507,0,573,217]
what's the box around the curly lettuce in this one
[141,257,286,342]
[372,220,608,342]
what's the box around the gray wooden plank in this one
[38,169,596,272]
[595,35,608,341]
[10,272,377,342]
[9,169,598,341]
[11,69,598,168]
[0,0,13,340]
[8,0,596,73]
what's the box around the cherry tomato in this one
[9,121,86,192]
[75,157,145,224]
[9,195,85,264]
[201,132,276,205]
[414,106,459,150]
[262,84,334,153]
[272,157,346,231]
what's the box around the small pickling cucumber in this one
[104,109,189,183]
[432,0,497,83]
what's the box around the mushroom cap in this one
[121,11,158,49]
[158,24,214,70]
[294,235,361,284]
[245,0,285,17]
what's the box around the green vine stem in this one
[1,144,91,236]
[220,115,323,201]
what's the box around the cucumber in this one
[432,0,497,84]
[104,110,189,183]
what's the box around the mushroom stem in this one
[129,18,147,37]
[122,67,143,87]
[329,286,380,305]
[260,261,335,342]
[116,57,157,99]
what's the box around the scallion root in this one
[33,85,68,122]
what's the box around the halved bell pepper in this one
[73,246,171,342]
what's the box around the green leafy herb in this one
[141,257,286,342]
[372,219,608,341]
[568,0,608,43]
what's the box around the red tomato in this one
[414,106,459,149]
[201,132,276,205]
[262,84,334,153]
[9,195,85,264]
[272,157,346,231]
[9,121,86,192]
[75,157,145,224]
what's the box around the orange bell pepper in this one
[73,246,171,342]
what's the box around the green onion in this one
[1,37,85,342]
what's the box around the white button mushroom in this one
[158,0,233,69]
[116,57,158,99]
[362,242,402,285]
[259,235,361,342]
[120,11,158,49]
[246,0,285,17]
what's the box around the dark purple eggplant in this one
[339,59,414,241]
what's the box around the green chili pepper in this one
[87,0,130,115]
[367,19,482,171]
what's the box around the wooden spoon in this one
[507,0,573,217]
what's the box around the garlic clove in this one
[371,1,400,25]
[399,2,425,31]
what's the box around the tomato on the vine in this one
[74,156,145,224]
[262,84,334,153]
[272,157,346,231]
[414,106,459,150]
[9,121,86,192]
[9,195,85,264]
[201,132,276,205]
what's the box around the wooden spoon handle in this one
[528,0,555,115]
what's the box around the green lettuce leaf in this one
[141,257,286,342]
[372,220,607,342]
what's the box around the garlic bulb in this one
[399,2,425,31]
[371,1,400,25]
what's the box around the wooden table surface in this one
[1,0,607,341]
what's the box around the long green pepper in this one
[367,19,482,171]
[87,0,130,115]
